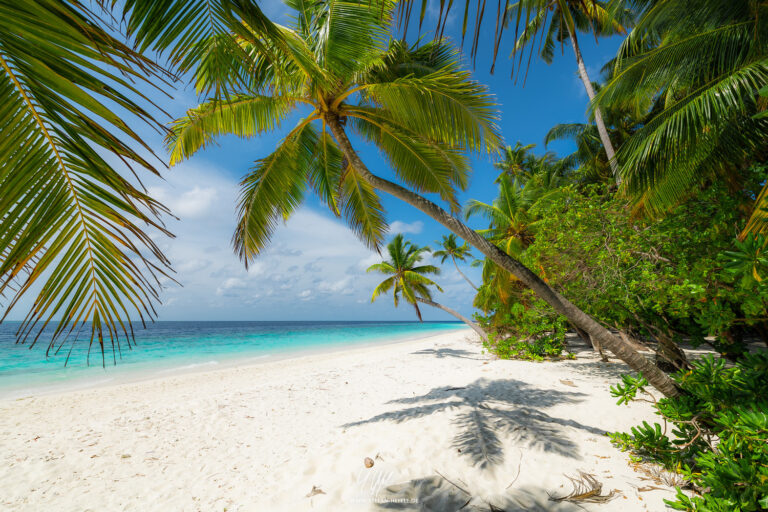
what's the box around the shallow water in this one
[0,321,464,398]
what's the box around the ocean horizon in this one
[0,321,466,399]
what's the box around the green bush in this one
[480,308,568,360]
[502,183,766,355]
[610,352,768,511]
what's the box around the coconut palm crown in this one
[433,234,477,290]
[367,234,441,321]
[167,0,500,263]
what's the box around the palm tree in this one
[493,142,537,180]
[506,0,634,184]
[433,234,478,290]
[167,0,679,396]
[465,175,539,255]
[368,234,487,341]
[593,0,768,235]
[0,0,282,360]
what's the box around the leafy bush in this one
[610,352,768,511]
[516,183,765,355]
[480,308,568,360]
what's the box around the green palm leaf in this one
[0,0,173,359]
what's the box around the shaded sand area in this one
[0,329,680,511]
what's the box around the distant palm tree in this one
[433,234,478,290]
[507,0,634,184]
[368,235,487,341]
[167,0,679,396]
[493,142,537,180]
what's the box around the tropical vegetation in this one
[162,0,678,394]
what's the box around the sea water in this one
[0,321,465,398]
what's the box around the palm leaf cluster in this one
[367,233,441,320]
[166,0,501,265]
[0,0,180,359]
[594,0,768,230]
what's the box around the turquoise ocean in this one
[0,321,465,398]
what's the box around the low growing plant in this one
[610,352,768,511]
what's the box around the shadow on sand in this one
[372,476,583,511]
[410,348,487,361]
[343,378,606,469]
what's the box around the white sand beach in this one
[0,329,678,511]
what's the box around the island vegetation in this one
[1,0,767,509]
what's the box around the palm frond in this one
[233,120,317,264]
[0,0,173,359]
[339,166,388,251]
[166,94,297,165]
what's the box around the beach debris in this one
[548,471,619,503]
[305,486,325,498]
[559,379,576,387]
[120,454,131,459]
[364,457,374,468]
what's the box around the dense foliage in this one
[610,353,768,511]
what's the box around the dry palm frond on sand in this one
[548,471,619,503]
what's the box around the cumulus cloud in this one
[389,220,424,235]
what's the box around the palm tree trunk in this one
[452,256,478,290]
[415,297,487,341]
[564,24,621,185]
[326,115,680,397]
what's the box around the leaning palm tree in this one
[368,234,487,341]
[506,0,634,184]
[433,234,478,290]
[168,0,679,396]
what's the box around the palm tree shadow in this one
[342,378,604,469]
[373,476,581,511]
[411,348,486,360]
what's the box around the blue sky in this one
[12,1,623,323]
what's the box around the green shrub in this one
[480,309,568,360]
[610,352,768,511]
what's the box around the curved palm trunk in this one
[565,25,620,186]
[326,115,680,397]
[415,297,487,342]
[452,256,478,290]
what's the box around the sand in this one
[0,328,679,511]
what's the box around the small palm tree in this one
[493,142,537,180]
[433,234,478,290]
[368,234,487,341]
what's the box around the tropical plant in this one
[611,352,768,511]
[0,0,285,361]
[433,234,477,290]
[367,234,487,340]
[493,141,537,180]
[594,0,768,233]
[166,0,680,396]
[506,0,634,183]
[0,0,177,359]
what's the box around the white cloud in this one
[389,220,424,235]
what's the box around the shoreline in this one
[0,328,677,511]
[0,325,471,402]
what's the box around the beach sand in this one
[0,328,678,511]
